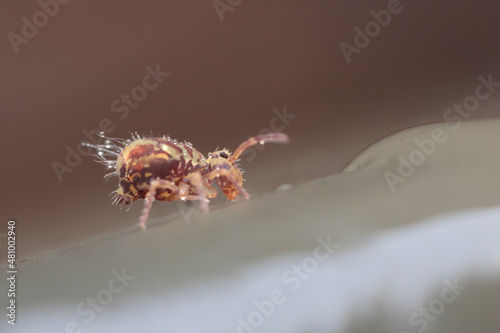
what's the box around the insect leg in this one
[209,168,249,199]
[184,171,210,212]
[139,179,179,231]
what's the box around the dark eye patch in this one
[220,151,228,158]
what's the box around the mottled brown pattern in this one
[157,139,183,153]
[115,138,207,203]
[128,144,149,160]
[185,145,194,159]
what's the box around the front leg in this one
[183,171,217,212]
[139,178,179,231]
[209,168,249,200]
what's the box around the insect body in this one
[83,132,288,230]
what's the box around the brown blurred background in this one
[1,0,500,262]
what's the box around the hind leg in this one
[139,179,179,231]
